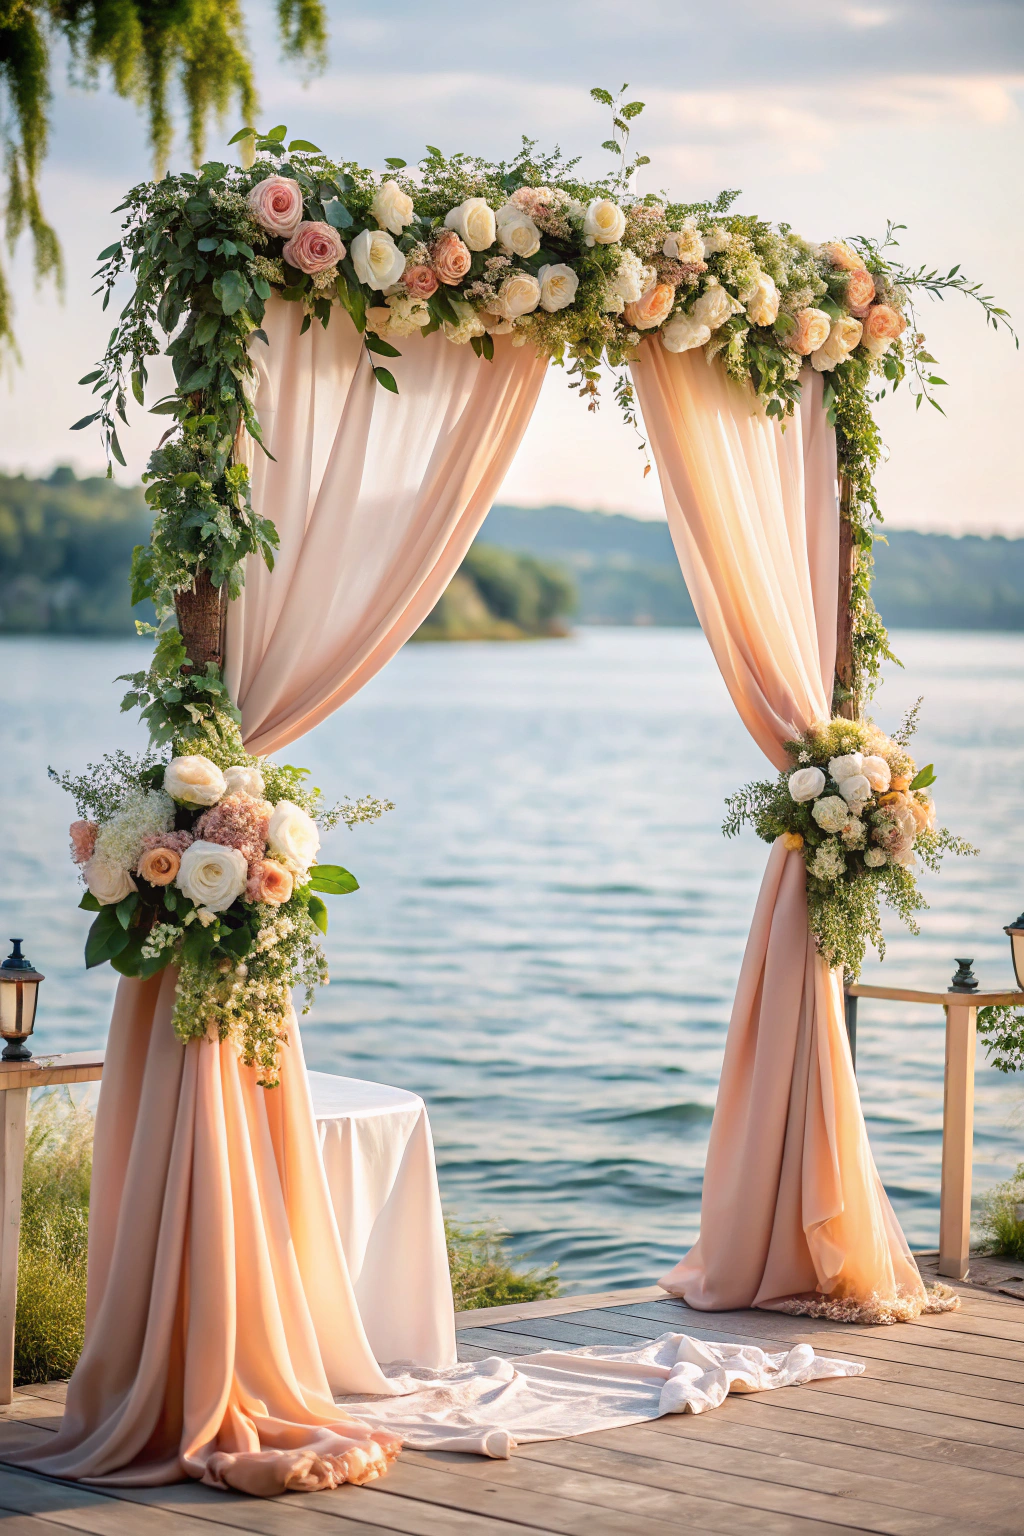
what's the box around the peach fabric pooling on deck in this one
[631,343,931,1320]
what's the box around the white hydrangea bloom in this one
[810,840,846,882]
[94,789,175,873]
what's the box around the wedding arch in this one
[23,100,1014,1495]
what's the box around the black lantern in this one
[1005,913,1024,992]
[0,940,44,1061]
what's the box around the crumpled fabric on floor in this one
[340,1330,865,1458]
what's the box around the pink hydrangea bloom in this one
[194,795,271,866]
[141,829,195,855]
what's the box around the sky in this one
[2,0,1023,532]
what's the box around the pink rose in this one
[624,283,676,331]
[247,176,304,238]
[788,307,832,356]
[845,267,877,319]
[430,229,472,286]
[282,221,345,275]
[69,820,98,865]
[863,303,906,343]
[246,860,294,907]
[404,264,439,299]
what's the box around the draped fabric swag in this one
[630,343,930,1319]
[16,306,549,1495]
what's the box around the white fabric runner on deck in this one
[338,1330,864,1458]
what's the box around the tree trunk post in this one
[835,472,858,720]
[174,569,226,673]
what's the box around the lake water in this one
[4,628,1023,1293]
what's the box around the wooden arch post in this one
[174,568,227,673]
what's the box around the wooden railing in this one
[0,983,1015,1402]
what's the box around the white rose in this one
[267,800,320,872]
[701,225,732,255]
[660,314,712,354]
[812,796,852,834]
[496,204,541,259]
[811,315,864,372]
[370,179,415,235]
[444,197,496,252]
[742,271,780,327]
[788,766,826,803]
[84,854,137,906]
[537,263,579,313]
[223,765,266,799]
[492,272,541,320]
[663,217,704,265]
[838,773,872,808]
[829,753,864,784]
[163,755,226,807]
[864,847,888,868]
[176,840,248,912]
[583,198,626,246]
[861,755,891,793]
[693,280,744,332]
[350,228,407,290]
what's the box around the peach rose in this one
[69,820,98,865]
[247,175,304,237]
[845,267,877,318]
[246,859,294,906]
[863,303,906,344]
[623,283,676,331]
[430,229,472,285]
[282,221,345,275]
[138,846,181,886]
[404,264,439,299]
[821,240,866,273]
[788,307,832,356]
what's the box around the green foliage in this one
[118,628,243,754]
[978,1007,1024,1074]
[445,1217,560,1312]
[15,1091,93,1386]
[976,1163,1024,1261]
[0,1,329,360]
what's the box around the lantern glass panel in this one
[1011,930,1024,992]
[0,977,37,1038]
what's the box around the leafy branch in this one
[590,84,649,191]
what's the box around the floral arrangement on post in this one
[723,705,976,978]
[52,733,391,1087]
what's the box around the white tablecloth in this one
[308,1071,456,1371]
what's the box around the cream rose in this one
[811,316,864,372]
[788,766,826,802]
[164,755,226,807]
[370,179,415,235]
[693,281,744,332]
[812,796,852,834]
[281,221,345,275]
[583,198,626,246]
[247,176,304,237]
[742,271,780,327]
[350,228,406,290]
[492,272,541,320]
[838,773,872,808]
[444,197,496,252]
[495,204,541,259]
[623,282,675,331]
[267,800,320,872]
[828,752,864,784]
[663,218,704,264]
[537,263,579,313]
[788,308,832,356]
[660,313,712,354]
[176,840,248,912]
[84,854,137,906]
[223,765,266,800]
[861,755,892,793]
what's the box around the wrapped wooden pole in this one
[835,472,858,721]
[174,569,226,673]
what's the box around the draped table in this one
[308,1072,456,1371]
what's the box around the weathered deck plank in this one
[2,1280,1023,1533]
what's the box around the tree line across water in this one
[2,468,1024,638]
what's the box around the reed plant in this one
[977,1163,1024,1262]
[446,1217,560,1311]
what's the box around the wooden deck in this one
[1,1268,1023,1535]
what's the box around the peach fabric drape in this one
[226,295,550,755]
[631,343,929,1318]
[17,303,548,1495]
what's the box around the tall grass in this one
[12,1094,558,1384]
[977,1162,1024,1262]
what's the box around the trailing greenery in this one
[976,1163,1024,1262]
[445,1217,561,1311]
[0,0,329,360]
